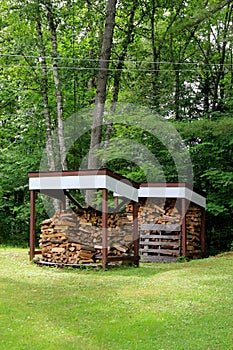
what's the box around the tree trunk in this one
[35,2,59,210]
[103,0,138,166]
[44,0,67,170]
[151,0,160,108]
[174,67,180,120]
[35,11,55,171]
[169,33,181,120]
[111,0,137,113]
[87,0,117,171]
[212,2,232,112]
[86,0,117,206]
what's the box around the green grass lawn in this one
[0,248,232,350]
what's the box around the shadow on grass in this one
[0,246,210,279]
[37,260,193,279]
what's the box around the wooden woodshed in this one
[137,183,206,262]
[28,170,206,267]
[28,169,139,269]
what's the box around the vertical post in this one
[61,191,66,211]
[29,190,36,261]
[114,195,118,211]
[102,188,108,269]
[181,198,187,257]
[133,201,139,266]
[201,207,205,256]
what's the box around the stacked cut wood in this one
[128,198,203,261]
[127,198,181,226]
[128,198,182,261]
[39,208,134,265]
[185,204,202,258]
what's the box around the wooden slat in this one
[140,224,181,231]
[141,256,178,263]
[139,248,180,254]
[140,241,180,247]
[29,250,42,256]
[107,255,135,262]
[140,234,180,240]
[34,260,102,268]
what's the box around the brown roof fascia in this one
[28,168,139,189]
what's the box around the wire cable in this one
[0,53,232,67]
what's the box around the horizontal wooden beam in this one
[139,248,180,254]
[107,255,135,262]
[140,234,180,240]
[141,256,178,263]
[141,224,181,231]
[140,241,180,247]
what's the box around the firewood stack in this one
[127,198,203,261]
[39,197,203,264]
[127,198,181,226]
[39,208,134,265]
[186,204,202,258]
[129,198,182,261]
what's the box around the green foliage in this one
[177,256,190,263]
[0,0,232,253]
[177,117,233,252]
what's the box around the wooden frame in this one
[138,184,207,261]
[181,198,187,257]
[139,224,181,262]
[28,170,206,266]
[28,169,139,269]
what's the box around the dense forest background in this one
[0,0,232,254]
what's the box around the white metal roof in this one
[28,170,139,202]
[138,183,206,208]
[28,170,206,208]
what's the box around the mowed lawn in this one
[0,248,232,350]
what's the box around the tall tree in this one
[211,0,233,112]
[34,1,56,171]
[103,0,139,160]
[87,0,118,171]
[43,0,67,170]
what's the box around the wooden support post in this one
[201,207,205,256]
[114,196,118,211]
[102,188,108,269]
[29,190,36,261]
[181,198,187,257]
[61,192,66,211]
[133,201,139,267]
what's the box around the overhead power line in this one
[0,64,231,73]
[0,53,233,67]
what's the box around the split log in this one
[39,208,134,265]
